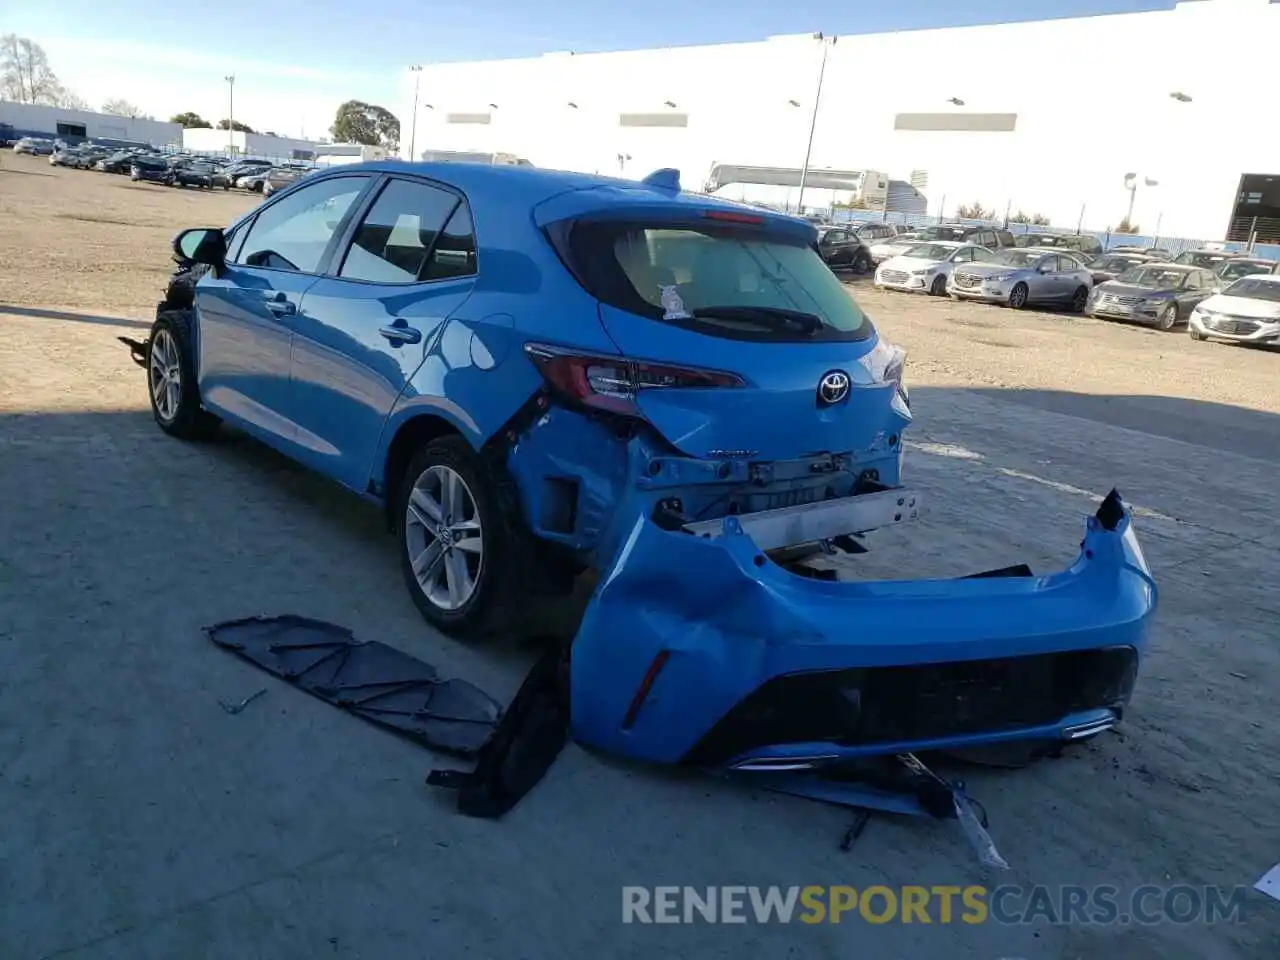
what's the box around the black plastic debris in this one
[207,615,502,757]
[426,641,571,819]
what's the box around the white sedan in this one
[1188,274,1280,345]
[874,242,996,297]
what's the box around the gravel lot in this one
[1,152,1277,960]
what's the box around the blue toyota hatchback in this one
[144,161,913,637]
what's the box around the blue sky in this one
[6,0,1170,135]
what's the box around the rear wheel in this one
[1156,302,1178,331]
[929,274,947,296]
[396,438,535,639]
[146,311,220,440]
[852,251,872,275]
[1008,282,1029,309]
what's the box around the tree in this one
[217,118,255,133]
[330,100,400,149]
[170,111,212,129]
[52,88,90,110]
[0,34,64,105]
[956,201,994,221]
[1009,210,1051,226]
[102,98,146,119]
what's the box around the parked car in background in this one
[169,161,217,189]
[236,169,273,192]
[1083,252,1154,285]
[0,122,15,147]
[917,223,1016,248]
[97,151,142,174]
[1014,232,1104,257]
[868,231,925,265]
[816,226,873,273]
[131,156,173,183]
[948,247,1093,311]
[1188,274,1280,345]
[1213,257,1275,284]
[14,137,55,156]
[875,241,996,296]
[223,159,273,183]
[1088,263,1216,331]
[49,147,81,167]
[845,221,900,246]
[263,166,306,196]
[1173,247,1238,271]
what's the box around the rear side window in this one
[563,222,872,343]
[338,178,477,284]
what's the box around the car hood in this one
[881,255,944,271]
[1197,294,1280,320]
[871,239,914,253]
[1097,282,1176,298]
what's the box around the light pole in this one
[1123,172,1158,229]
[408,65,423,160]
[224,75,236,154]
[796,32,837,213]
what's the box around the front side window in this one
[339,178,476,283]
[567,222,871,342]
[235,175,368,274]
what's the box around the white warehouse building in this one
[400,0,1280,243]
[0,101,180,147]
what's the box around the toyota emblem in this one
[817,370,851,406]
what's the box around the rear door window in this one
[338,178,477,283]
[564,221,872,342]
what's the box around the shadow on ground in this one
[0,303,151,329]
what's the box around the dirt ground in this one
[1,152,1278,960]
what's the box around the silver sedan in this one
[948,248,1094,311]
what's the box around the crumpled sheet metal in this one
[207,615,502,757]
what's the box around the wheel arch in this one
[376,408,471,529]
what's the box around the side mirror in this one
[173,227,227,274]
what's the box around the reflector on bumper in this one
[570,489,1157,767]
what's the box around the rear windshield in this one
[565,222,872,342]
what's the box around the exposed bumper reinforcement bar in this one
[681,488,921,550]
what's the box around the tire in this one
[1188,327,1205,341]
[1156,302,1178,332]
[853,251,872,275]
[1070,286,1089,313]
[1008,282,1029,309]
[146,310,220,440]
[396,437,535,639]
[929,274,947,296]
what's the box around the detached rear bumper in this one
[570,491,1157,768]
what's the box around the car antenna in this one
[641,168,681,193]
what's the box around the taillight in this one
[524,343,744,417]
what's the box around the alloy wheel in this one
[149,328,182,422]
[405,465,484,611]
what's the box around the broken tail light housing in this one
[524,342,745,417]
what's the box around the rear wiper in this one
[690,305,822,335]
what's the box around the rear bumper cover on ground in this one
[570,490,1156,769]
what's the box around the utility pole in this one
[408,65,423,160]
[224,75,236,154]
[796,32,836,213]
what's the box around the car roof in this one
[313,161,817,242]
[1226,272,1280,284]
[1141,262,1193,270]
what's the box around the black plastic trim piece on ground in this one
[207,615,503,757]
[426,640,571,819]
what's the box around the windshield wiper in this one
[690,305,822,335]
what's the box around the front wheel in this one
[1008,282,1029,309]
[146,311,220,440]
[1070,286,1089,313]
[929,274,947,296]
[396,437,534,639]
[1156,303,1178,331]
[1188,326,1206,341]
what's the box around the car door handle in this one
[379,321,422,345]
[264,293,296,317]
